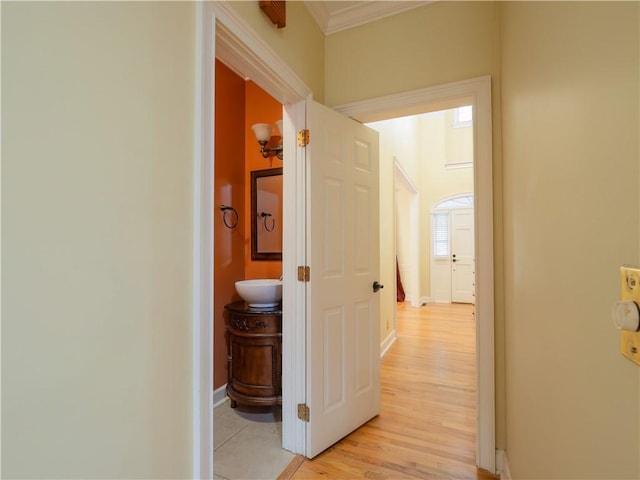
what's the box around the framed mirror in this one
[251,167,283,261]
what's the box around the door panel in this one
[323,180,344,276]
[306,100,380,458]
[432,257,452,303]
[354,302,373,393]
[451,208,475,303]
[354,186,371,273]
[323,307,345,411]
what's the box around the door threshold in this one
[276,454,306,480]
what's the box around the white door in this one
[451,208,475,303]
[306,100,381,458]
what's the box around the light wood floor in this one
[284,302,497,480]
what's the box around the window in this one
[447,106,473,168]
[432,195,473,259]
[453,105,473,127]
[435,195,473,209]
[433,212,450,258]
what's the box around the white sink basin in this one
[235,279,282,308]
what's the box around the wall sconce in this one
[251,120,283,160]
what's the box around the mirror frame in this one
[251,167,283,261]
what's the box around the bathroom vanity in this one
[224,301,282,407]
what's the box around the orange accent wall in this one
[213,60,245,389]
[244,81,283,279]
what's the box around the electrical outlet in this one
[618,266,640,366]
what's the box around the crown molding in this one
[304,0,332,33]
[305,1,433,35]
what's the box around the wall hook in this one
[260,211,276,232]
[220,205,239,229]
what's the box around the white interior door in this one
[451,208,475,303]
[306,100,381,458]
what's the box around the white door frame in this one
[335,78,496,472]
[193,3,311,478]
[394,158,420,307]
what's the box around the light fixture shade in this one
[275,120,283,136]
[251,123,273,142]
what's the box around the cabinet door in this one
[229,335,280,397]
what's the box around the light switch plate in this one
[619,266,640,366]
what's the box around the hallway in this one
[287,302,496,479]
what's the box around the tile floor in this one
[214,400,296,480]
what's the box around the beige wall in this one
[418,111,474,299]
[501,2,639,478]
[229,0,325,103]
[366,117,421,340]
[325,1,501,107]
[2,2,195,478]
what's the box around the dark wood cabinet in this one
[224,302,282,408]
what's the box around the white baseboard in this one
[496,450,512,480]
[419,296,430,306]
[213,384,228,409]
[380,329,397,358]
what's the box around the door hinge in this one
[297,403,310,422]
[297,129,310,147]
[297,266,310,282]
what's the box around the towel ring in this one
[220,205,239,229]
[260,212,276,232]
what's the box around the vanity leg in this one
[230,399,237,408]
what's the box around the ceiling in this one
[304,1,433,35]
